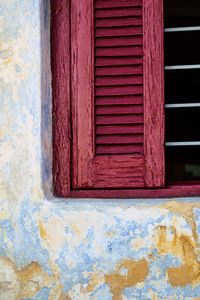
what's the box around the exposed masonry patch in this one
[0,257,51,300]
[105,258,149,300]
[155,225,200,288]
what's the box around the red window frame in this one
[51,0,200,198]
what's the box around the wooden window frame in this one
[51,0,200,198]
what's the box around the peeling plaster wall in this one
[1,1,200,299]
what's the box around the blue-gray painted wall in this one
[0,1,200,299]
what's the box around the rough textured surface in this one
[1,0,200,299]
[51,0,71,196]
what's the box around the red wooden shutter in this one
[71,0,164,189]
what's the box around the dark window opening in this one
[165,0,200,183]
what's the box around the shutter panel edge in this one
[143,0,165,187]
[71,0,165,189]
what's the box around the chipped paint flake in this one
[105,258,148,300]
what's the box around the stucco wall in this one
[1,0,200,299]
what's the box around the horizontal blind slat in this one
[96,105,143,115]
[96,124,143,134]
[96,85,143,96]
[95,7,142,18]
[96,95,143,105]
[96,134,143,144]
[95,56,142,66]
[96,75,142,86]
[95,65,143,76]
[96,26,142,37]
[95,17,142,28]
[95,36,142,47]
[96,144,143,154]
[96,46,142,56]
[96,115,143,125]
[95,0,142,9]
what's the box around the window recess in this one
[52,0,200,197]
[164,0,200,183]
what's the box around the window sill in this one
[68,185,200,199]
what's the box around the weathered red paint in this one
[143,0,165,187]
[71,0,147,188]
[71,0,165,188]
[70,186,200,199]
[52,0,164,194]
[95,0,142,9]
[51,0,71,196]
[71,0,95,189]
[52,0,200,198]
[95,3,143,156]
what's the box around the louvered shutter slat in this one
[95,65,143,76]
[96,105,143,115]
[96,95,143,105]
[95,17,142,28]
[96,47,142,57]
[96,115,143,125]
[95,0,142,9]
[96,124,143,135]
[95,0,143,155]
[96,135,143,144]
[96,36,142,47]
[96,27,142,37]
[96,56,142,66]
[96,86,143,96]
[96,144,143,154]
[96,75,142,86]
[95,7,142,18]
